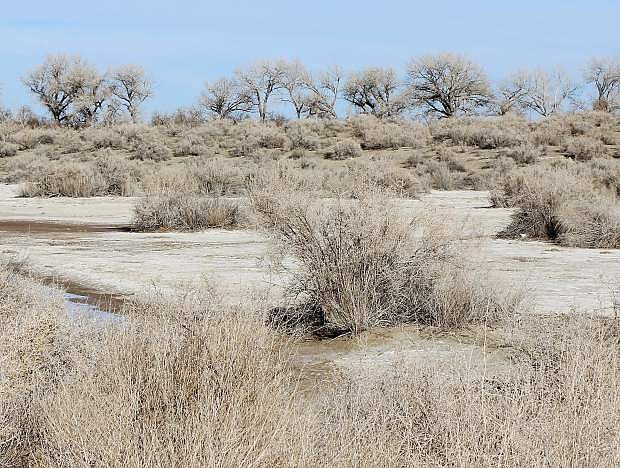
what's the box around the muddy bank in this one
[0,220,130,234]
[0,185,618,315]
[294,324,513,390]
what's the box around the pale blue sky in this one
[1,0,619,115]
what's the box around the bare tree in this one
[304,65,343,119]
[0,91,10,122]
[109,65,152,123]
[406,53,492,118]
[72,71,110,125]
[280,60,313,118]
[496,71,531,115]
[343,67,407,118]
[22,54,102,125]
[201,77,253,121]
[236,59,286,122]
[584,57,620,112]
[500,68,579,117]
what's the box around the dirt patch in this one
[0,185,618,315]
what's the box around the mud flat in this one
[2,184,618,384]
[1,184,618,315]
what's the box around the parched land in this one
[2,113,620,466]
[0,185,618,314]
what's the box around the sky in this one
[1,0,619,116]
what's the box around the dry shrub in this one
[0,141,18,158]
[436,147,468,172]
[325,138,362,160]
[130,138,172,161]
[135,158,245,231]
[288,148,308,160]
[558,199,620,248]
[86,127,125,150]
[361,162,429,197]
[253,191,517,333]
[469,156,518,191]
[285,121,321,150]
[228,136,259,158]
[350,115,430,149]
[9,128,56,150]
[531,112,616,147]
[134,195,241,231]
[494,162,620,247]
[1,153,48,183]
[173,137,207,156]
[0,264,93,467]
[243,158,425,199]
[0,264,298,466]
[19,152,140,197]
[191,159,245,196]
[250,159,428,198]
[94,151,143,196]
[501,143,541,165]
[432,116,529,149]
[563,135,609,161]
[308,316,620,466]
[2,265,620,465]
[590,159,620,196]
[416,160,466,190]
[599,131,619,146]
[532,117,570,146]
[40,313,297,466]
[142,159,246,197]
[236,121,288,150]
[402,151,426,169]
[117,125,172,161]
[19,163,108,197]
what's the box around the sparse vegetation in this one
[324,138,362,160]
[1,261,620,466]
[253,190,519,333]
[493,161,620,248]
[134,195,241,231]
[18,152,140,197]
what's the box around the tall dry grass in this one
[492,161,620,248]
[253,189,519,333]
[0,264,300,466]
[18,152,141,197]
[1,262,620,466]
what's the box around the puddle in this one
[292,325,513,389]
[64,292,122,323]
[0,220,130,234]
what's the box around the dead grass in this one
[18,152,141,197]
[563,135,609,161]
[324,138,362,160]
[1,262,620,466]
[349,115,430,150]
[0,141,18,158]
[134,195,241,231]
[493,161,620,248]
[253,190,519,333]
[432,115,530,149]
[0,264,299,467]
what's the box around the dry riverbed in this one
[1,184,618,384]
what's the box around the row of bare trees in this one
[202,54,620,122]
[21,55,152,125]
[14,53,620,125]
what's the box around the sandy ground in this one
[1,184,617,314]
[1,184,619,382]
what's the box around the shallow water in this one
[64,292,123,322]
[0,219,130,234]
